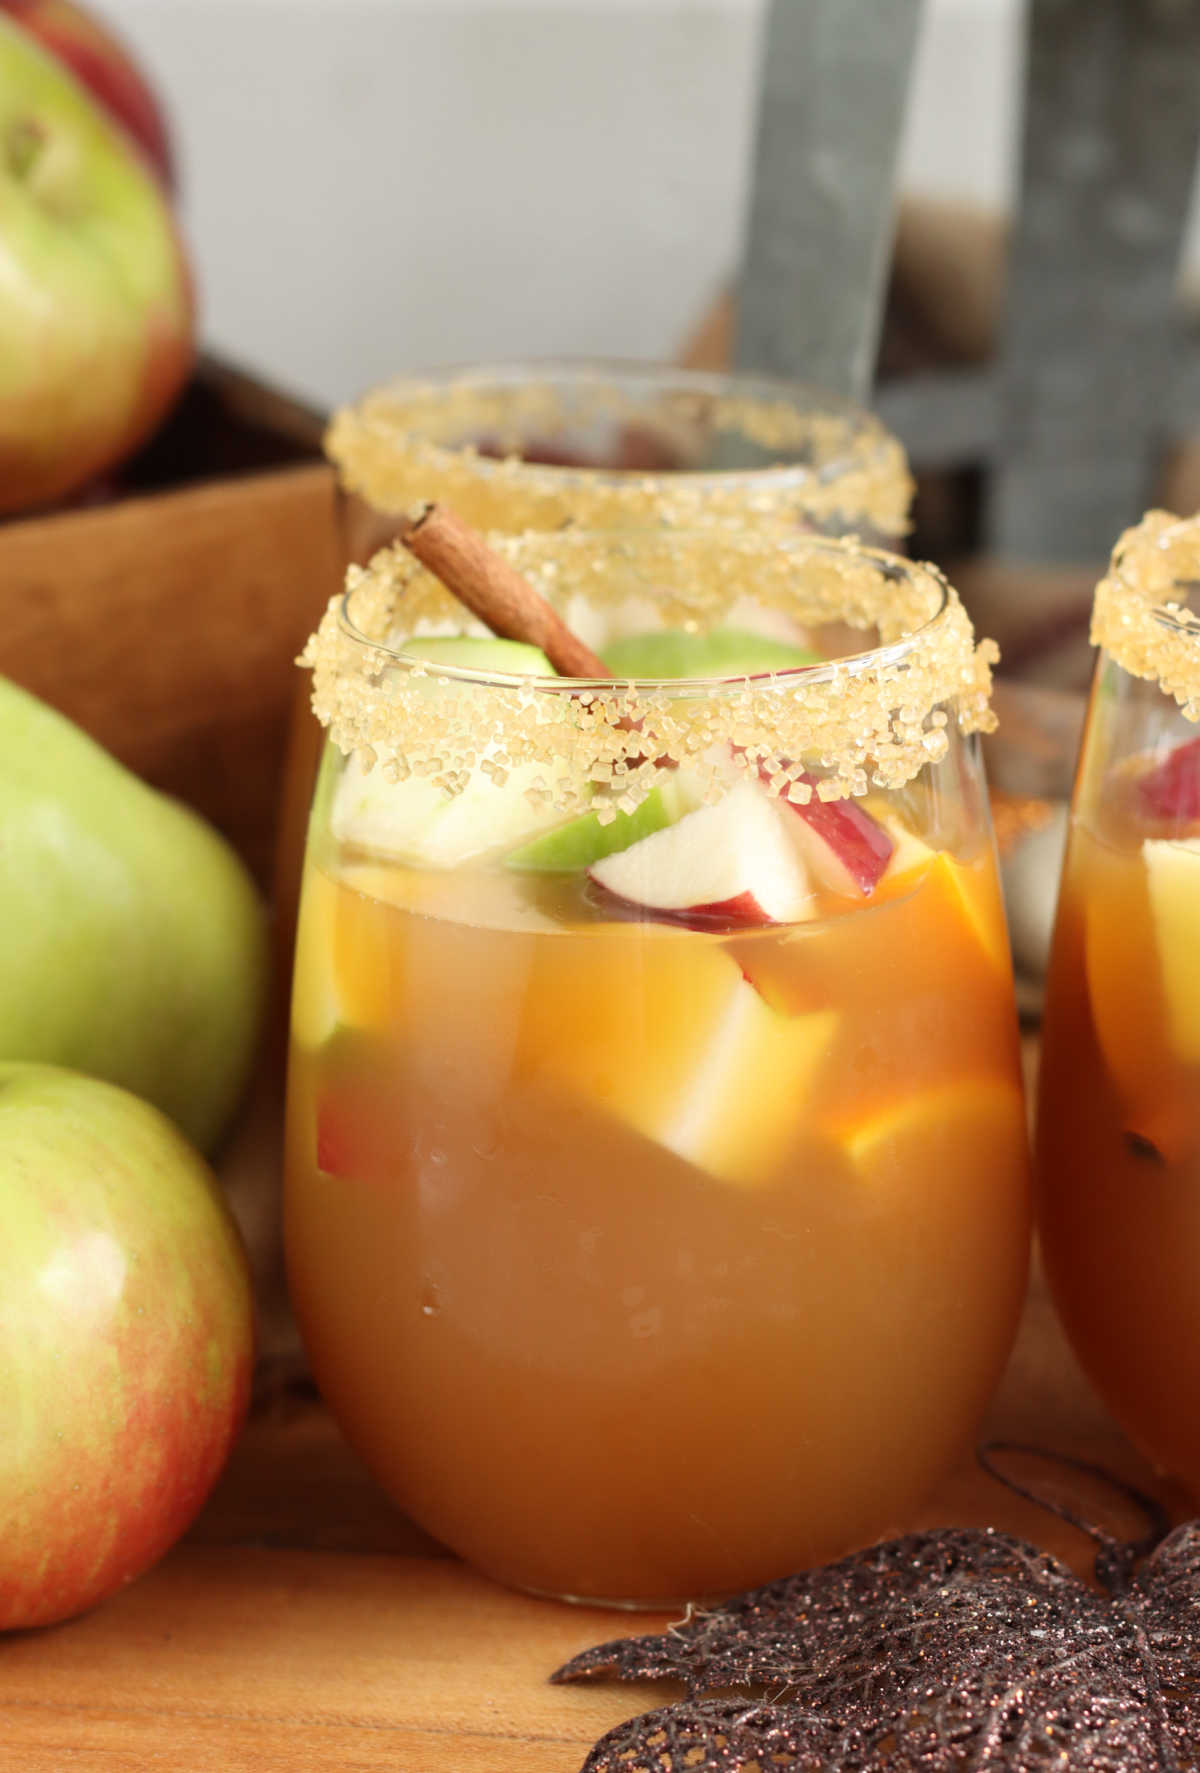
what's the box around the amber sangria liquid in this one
[1038,722,1200,1484]
[287,815,1028,1604]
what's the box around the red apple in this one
[588,782,815,928]
[0,16,194,515]
[777,773,894,896]
[0,0,173,184]
[0,1063,253,1631]
[1137,735,1200,826]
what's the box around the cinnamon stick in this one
[399,503,611,680]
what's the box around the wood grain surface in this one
[1,1226,1188,1772]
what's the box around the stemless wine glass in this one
[285,526,1030,1606]
[1037,510,1200,1486]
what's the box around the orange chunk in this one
[1085,846,1175,1114]
[829,1075,1029,1190]
[878,835,1012,979]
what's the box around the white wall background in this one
[99,0,1029,411]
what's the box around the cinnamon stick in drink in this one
[399,503,611,680]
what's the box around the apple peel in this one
[1137,736,1200,827]
[777,776,894,897]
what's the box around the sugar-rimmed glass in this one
[1037,510,1200,1487]
[326,359,914,553]
[285,526,1030,1607]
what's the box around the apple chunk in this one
[331,753,571,870]
[330,635,576,868]
[1144,837,1200,1064]
[777,775,894,897]
[520,927,837,1187]
[1137,736,1200,827]
[588,782,815,928]
[506,784,677,874]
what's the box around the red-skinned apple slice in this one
[1137,735,1200,826]
[776,772,894,896]
[588,782,815,928]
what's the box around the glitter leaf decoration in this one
[552,1451,1200,1773]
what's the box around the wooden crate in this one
[0,360,341,891]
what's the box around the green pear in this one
[0,676,267,1151]
[603,627,819,680]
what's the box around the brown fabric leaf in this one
[554,1488,1200,1773]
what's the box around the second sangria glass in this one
[1037,510,1200,1487]
[286,526,1030,1606]
[326,360,915,554]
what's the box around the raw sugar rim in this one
[300,527,997,813]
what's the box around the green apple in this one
[0,1063,253,1629]
[0,16,193,513]
[506,783,686,874]
[602,627,820,680]
[0,675,267,1152]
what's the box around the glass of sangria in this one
[285,522,1030,1606]
[1037,510,1200,1487]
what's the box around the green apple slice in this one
[399,636,555,675]
[1145,837,1200,1063]
[602,627,819,680]
[505,778,701,873]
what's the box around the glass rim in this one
[1093,511,1200,717]
[325,358,914,536]
[303,525,997,806]
[1154,602,1200,641]
[339,358,898,489]
[1116,513,1200,640]
[335,526,953,696]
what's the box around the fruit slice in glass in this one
[1037,512,1200,1487]
[285,525,1029,1606]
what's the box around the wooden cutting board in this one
[1,1259,1190,1771]
[1,1035,1190,1771]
